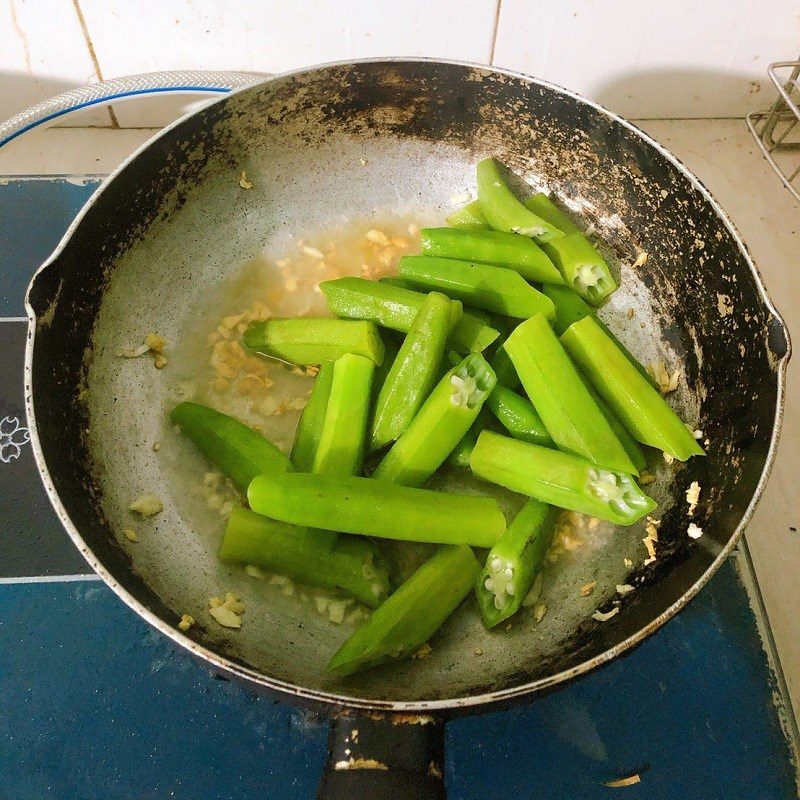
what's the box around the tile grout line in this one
[71,0,119,129]
[488,0,503,65]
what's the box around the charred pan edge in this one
[24,57,790,714]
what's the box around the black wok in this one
[24,60,789,798]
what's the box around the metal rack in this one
[748,57,800,202]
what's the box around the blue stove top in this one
[1,178,797,800]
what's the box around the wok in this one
[23,60,789,798]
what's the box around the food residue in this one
[663,452,675,465]
[449,191,472,205]
[412,642,432,660]
[603,773,642,787]
[123,527,138,542]
[717,293,734,317]
[647,361,680,394]
[631,252,648,269]
[534,604,547,623]
[474,647,484,656]
[616,583,635,596]
[129,493,163,517]
[178,614,195,631]
[592,607,620,622]
[624,557,633,568]
[118,332,167,368]
[580,581,597,596]
[687,522,704,540]
[686,481,701,515]
[239,170,253,190]
[638,472,655,486]
[209,593,245,629]
[643,516,660,565]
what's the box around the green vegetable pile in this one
[170,158,704,677]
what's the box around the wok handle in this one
[317,712,446,800]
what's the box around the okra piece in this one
[524,192,582,235]
[589,385,647,474]
[420,227,563,285]
[170,401,290,493]
[489,345,521,389]
[320,277,498,352]
[485,384,554,447]
[399,255,556,321]
[561,316,705,461]
[525,194,616,305]
[327,544,480,676]
[446,199,487,228]
[476,499,557,628]
[248,472,506,548]
[373,353,496,486]
[543,283,657,386]
[370,292,456,451]
[448,427,478,467]
[476,158,563,242]
[312,353,374,477]
[470,431,656,525]
[371,332,401,401]
[290,361,335,471]
[504,315,638,474]
[219,506,389,608]
[242,318,384,366]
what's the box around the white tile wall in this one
[0,0,111,126]
[493,0,800,118]
[0,0,798,129]
[76,0,498,126]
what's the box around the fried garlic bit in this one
[580,581,597,597]
[118,332,167,368]
[592,607,620,622]
[208,302,274,396]
[647,360,680,394]
[129,494,163,517]
[685,481,701,515]
[631,252,648,269]
[178,614,195,631]
[209,593,245,629]
[239,170,253,189]
[643,516,660,565]
[360,227,411,280]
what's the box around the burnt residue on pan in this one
[26,60,788,710]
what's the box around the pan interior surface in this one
[30,62,786,705]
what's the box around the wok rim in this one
[23,56,791,713]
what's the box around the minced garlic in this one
[178,614,194,631]
[616,584,635,595]
[534,604,547,623]
[123,527,138,542]
[592,607,620,622]
[239,170,253,189]
[647,361,680,394]
[580,581,597,597]
[632,252,648,269]
[686,481,701,515]
[687,522,703,539]
[129,494,163,517]
[209,593,244,629]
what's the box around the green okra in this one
[170,401,290,493]
[219,506,390,607]
[448,426,478,467]
[476,499,557,628]
[370,291,456,451]
[248,472,506,548]
[327,544,480,676]
[589,386,647,475]
[524,192,582,235]
[290,361,335,471]
[485,384,554,447]
[542,283,657,387]
[446,200,487,228]
[470,431,656,526]
[242,318,384,366]
[525,194,616,305]
[399,255,555,321]
[312,353,374,476]
[476,158,563,242]
[373,352,496,486]
[320,277,498,352]
[488,345,521,389]
[504,314,638,474]
[420,227,563,285]
[561,316,705,461]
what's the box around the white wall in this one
[1,0,798,126]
